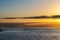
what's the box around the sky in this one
[0,0,60,18]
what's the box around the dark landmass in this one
[51,15,60,18]
[23,16,50,19]
[23,15,60,19]
[4,17,17,19]
[3,15,60,19]
[3,17,23,19]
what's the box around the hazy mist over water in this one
[0,19,60,23]
[0,19,60,28]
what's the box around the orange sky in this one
[0,0,60,18]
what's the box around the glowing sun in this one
[56,8,60,15]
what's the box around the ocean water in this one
[0,28,60,40]
[0,19,60,23]
[0,19,60,40]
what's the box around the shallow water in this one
[0,28,60,40]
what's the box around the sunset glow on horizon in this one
[0,0,60,18]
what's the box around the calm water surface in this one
[0,28,60,40]
[0,19,60,23]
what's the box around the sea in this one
[0,19,60,40]
[0,28,60,40]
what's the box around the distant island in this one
[3,17,23,19]
[51,15,60,18]
[3,15,60,19]
[23,15,60,19]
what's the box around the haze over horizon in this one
[0,0,60,18]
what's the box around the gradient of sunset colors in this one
[0,0,60,18]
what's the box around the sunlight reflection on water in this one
[0,19,60,23]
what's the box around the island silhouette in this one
[3,15,60,19]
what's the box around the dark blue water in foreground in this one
[0,28,60,40]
